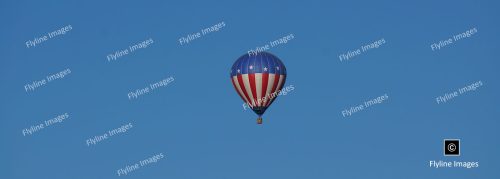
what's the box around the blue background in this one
[1,0,499,178]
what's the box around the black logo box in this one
[444,139,460,156]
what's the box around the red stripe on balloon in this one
[268,75,286,106]
[265,74,281,107]
[231,77,249,105]
[237,74,253,108]
[248,73,258,107]
[260,73,269,107]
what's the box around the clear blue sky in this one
[1,0,499,178]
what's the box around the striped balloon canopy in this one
[230,52,287,124]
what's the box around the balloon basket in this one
[257,117,263,125]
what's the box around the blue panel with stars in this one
[230,52,286,76]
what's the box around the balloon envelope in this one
[230,52,287,117]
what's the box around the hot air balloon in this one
[230,51,287,124]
